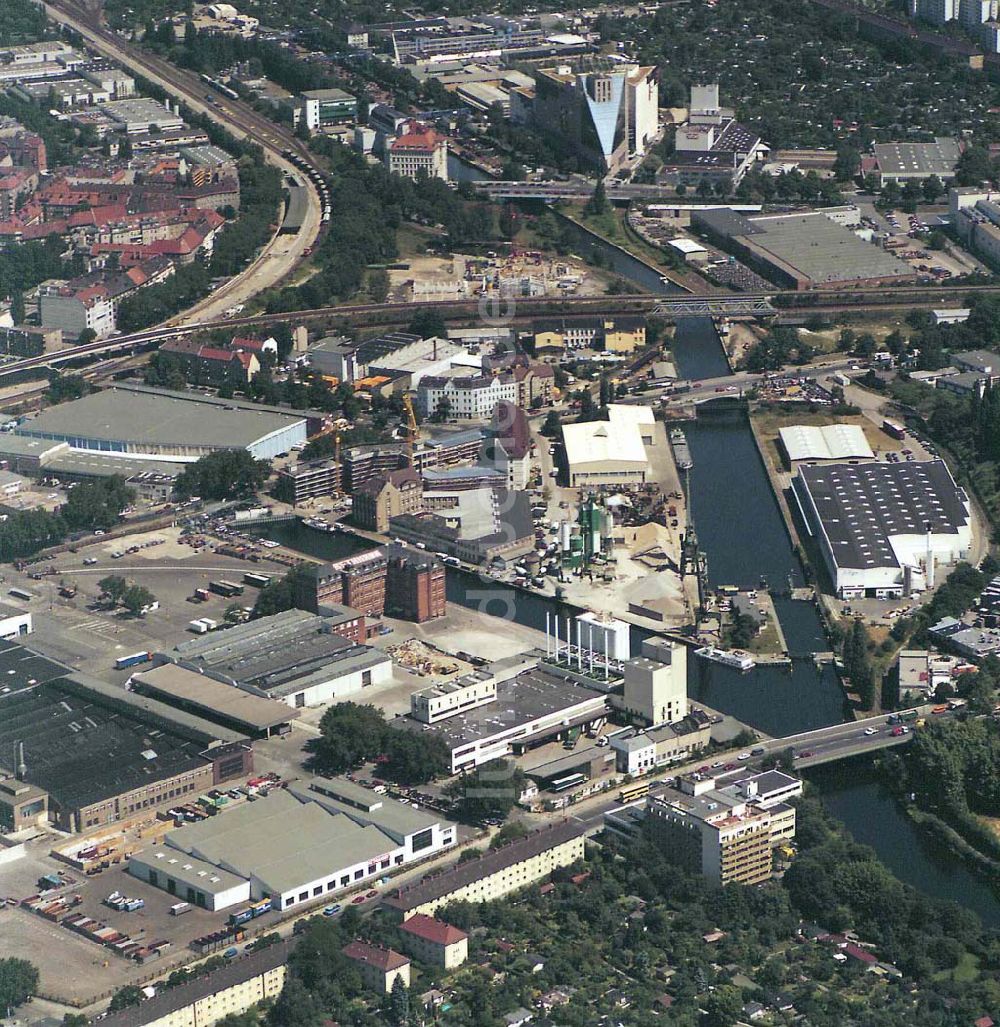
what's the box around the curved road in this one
[42,0,322,326]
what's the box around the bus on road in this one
[618,781,650,804]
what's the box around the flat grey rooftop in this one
[873,137,961,176]
[744,213,912,285]
[16,386,304,450]
[395,666,605,749]
[794,459,969,571]
[171,609,386,698]
[168,789,397,895]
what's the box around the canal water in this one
[671,316,732,380]
[807,759,1000,928]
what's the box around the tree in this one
[445,758,526,822]
[224,601,245,623]
[252,564,311,618]
[307,702,388,774]
[98,574,128,606]
[62,477,134,531]
[175,450,270,501]
[366,268,390,303]
[585,178,608,216]
[45,371,89,405]
[922,174,944,203]
[77,327,97,345]
[389,974,409,1026]
[703,985,743,1027]
[0,958,37,1011]
[108,984,143,1012]
[10,290,25,325]
[121,584,155,616]
[541,410,562,437]
[408,308,447,339]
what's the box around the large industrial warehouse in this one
[692,208,915,290]
[792,459,972,599]
[168,609,393,708]
[0,655,252,833]
[129,781,455,912]
[778,423,875,469]
[13,384,307,463]
[396,663,609,773]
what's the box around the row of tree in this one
[0,477,135,563]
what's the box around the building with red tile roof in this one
[341,941,410,994]
[398,913,469,968]
[387,120,448,181]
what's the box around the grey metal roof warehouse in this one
[740,213,913,286]
[130,664,300,734]
[394,665,605,750]
[170,609,389,699]
[293,776,446,839]
[0,640,70,698]
[0,674,224,812]
[169,790,400,896]
[792,459,969,571]
[873,137,961,178]
[15,385,306,458]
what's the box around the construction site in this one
[387,247,615,302]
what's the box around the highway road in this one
[42,0,322,326]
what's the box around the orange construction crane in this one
[402,394,419,468]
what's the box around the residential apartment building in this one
[481,400,531,490]
[342,942,411,994]
[385,820,587,919]
[644,791,774,886]
[96,941,290,1027]
[387,121,448,181]
[398,914,469,968]
[418,369,519,419]
[160,337,260,385]
[275,458,342,504]
[352,468,423,533]
[528,316,646,356]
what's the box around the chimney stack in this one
[15,740,26,781]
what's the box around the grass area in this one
[747,617,783,655]
[932,951,980,984]
[565,202,675,271]
[396,223,439,259]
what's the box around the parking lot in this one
[2,525,303,675]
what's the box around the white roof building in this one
[562,404,652,488]
[779,423,875,467]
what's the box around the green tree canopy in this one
[175,450,270,500]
